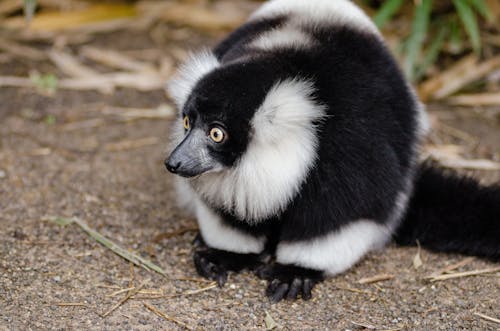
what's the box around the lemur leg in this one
[193,199,267,286]
[259,220,392,302]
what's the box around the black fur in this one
[395,163,500,261]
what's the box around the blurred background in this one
[0,0,499,176]
[0,1,499,329]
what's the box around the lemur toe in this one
[193,251,228,286]
[258,263,324,302]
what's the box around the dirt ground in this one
[0,25,499,331]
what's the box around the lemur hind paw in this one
[256,263,324,303]
[193,248,263,287]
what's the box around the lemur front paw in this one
[193,248,263,287]
[256,263,324,302]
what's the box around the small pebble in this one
[0,169,6,178]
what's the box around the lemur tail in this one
[393,163,500,261]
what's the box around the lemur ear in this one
[166,50,220,110]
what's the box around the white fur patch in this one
[251,0,380,36]
[191,79,326,222]
[194,198,266,254]
[251,24,317,51]
[173,177,197,216]
[277,220,392,275]
[166,50,219,109]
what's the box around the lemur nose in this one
[165,159,181,173]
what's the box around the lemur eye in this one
[182,116,190,130]
[209,127,225,143]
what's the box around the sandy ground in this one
[0,28,499,330]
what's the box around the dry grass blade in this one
[351,320,377,329]
[436,158,500,171]
[335,285,372,295]
[429,257,475,277]
[139,2,247,32]
[143,302,192,330]
[103,105,175,120]
[48,50,99,78]
[473,312,500,324]
[3,4,137,31]
[104,137,159,152]
[0,71,165,93]
[413,239,423,269]
[419,54,500,100]
[59,118,105,132]
[351,320,402,331]
[56,302,88,307]
[0,76,34,88]
[424,145,500,171]
[106,287,135,297]
[264,311,278,330]
[183,283,217,296]
[0,36,46,60]
[357,274,394,284]
[428,267,500,282]
[59,71,165,92]
[447,93,500,106]
[44,216,167,276]
[102,282,146,317]
[153,226,199,242]
[81,46,154,72]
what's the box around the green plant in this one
[368,0,493,81]
[23,0,37,23]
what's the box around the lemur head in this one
[165,59,273,177]
[165,51,325,220]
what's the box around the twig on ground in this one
[429,257,475,277]
[0,36,46,60]
[427,267,500,282]
[153,226,199,242]
[334,285,372,295]
[48,50,100,78]
[447,93,500,106]
[102,281,146,317]
[141,282,217,300]
[143,302,192,330]
[473,312,500,325]
[419,55,500,100]
[59,118,106,132]
[103,105,175,120]
[357,274,394,284]
[56,302,88,307]
[80,46,155,72]
[350,320,403,331]
[44,216,167,276]
[0,71,166,93]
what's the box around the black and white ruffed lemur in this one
[164,0,500,302]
